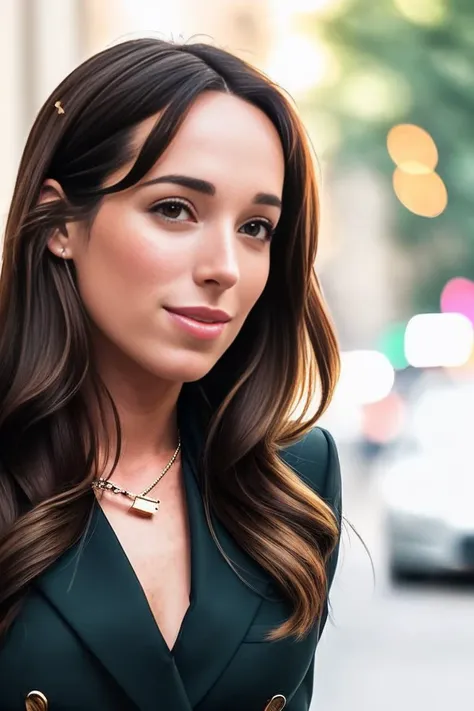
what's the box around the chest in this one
[1,456,322,711]
[98,469,192,651]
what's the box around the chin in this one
[143,350,222,384]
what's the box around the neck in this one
[90,338,183,485]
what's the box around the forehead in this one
[133,92,285,195]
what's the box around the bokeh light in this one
[387,124,438,173]
[440,277,474,325]
[272,0,353,20]
[392,168,448,217]
[361,392,406,444]
[341,69,412,121]
[405,313,474,367]
[337,350,395,405]
[446,342,474,380]
[266,34,340,94]
[376,322,409,370]
[393,0,448,27]
[412,382,474,448]
[122,0,183,36]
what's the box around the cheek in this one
[224,255,269,348]
[73,209,177,330]
[240,254,270,314]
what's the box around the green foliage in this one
[302,0,474,313]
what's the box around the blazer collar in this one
[36,389,271,710]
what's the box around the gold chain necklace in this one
[92,434,181,517]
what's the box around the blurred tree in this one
[302,0,474,313]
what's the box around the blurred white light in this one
[122,0,184,37]
[411,384,474,447]
[382,448,474,526]
[318,398,363,442]
[266,35,340,95]
[405,313,474,368]
[290,0,339,11]
[272,0,352,20]
[335,350,395,405]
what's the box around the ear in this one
[39,179,74,260]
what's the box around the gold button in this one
[25,690,48,711]
[264,694,286,710]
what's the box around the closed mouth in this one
[164,306,232,323]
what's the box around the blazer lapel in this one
[36,502,193,711]
[35,387,271,710]
[174,394,272,708]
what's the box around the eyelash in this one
[150,198,276,242]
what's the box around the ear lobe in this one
[47,236,69,259]
[40,179,71,257]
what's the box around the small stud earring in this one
[61,248,66,258]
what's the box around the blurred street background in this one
[1,0,474,708]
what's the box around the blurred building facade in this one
[0,0,274,220]
[0,0,401,352]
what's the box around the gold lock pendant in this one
[129,495,160,517]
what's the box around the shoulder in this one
[279,427,342,520]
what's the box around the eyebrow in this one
[139,174,282,209]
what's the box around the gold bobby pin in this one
[54,101,65,115]
[25,689,49,710]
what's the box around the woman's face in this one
[53,91,284,383]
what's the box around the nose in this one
[193,223,239,290]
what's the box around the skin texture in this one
[45,91,284,477]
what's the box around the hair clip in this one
[54,101,65,115]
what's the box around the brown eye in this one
[240,220,274,241]
[151,200,193,222]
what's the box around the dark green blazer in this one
[0,402,342,711]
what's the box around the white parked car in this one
[381,443,474,581]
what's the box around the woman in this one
[0,38,341,711]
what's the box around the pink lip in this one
[164,306,232,322]
[164,306,231,341]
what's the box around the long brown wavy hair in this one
[0,38,340,642]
